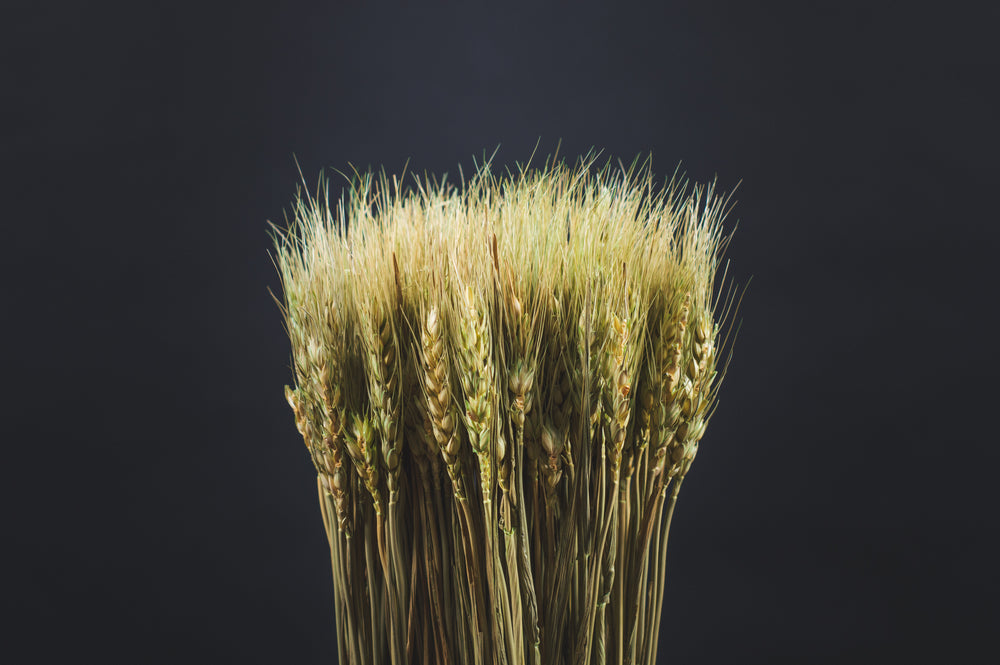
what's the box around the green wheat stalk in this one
[272,152,739,665]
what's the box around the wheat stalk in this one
[271,153,740,665]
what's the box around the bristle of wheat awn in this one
[272,154,739,665]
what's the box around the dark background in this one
[8,0,998,662]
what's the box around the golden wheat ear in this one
[273,152,738,665]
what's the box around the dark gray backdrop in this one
[8,0,998,662]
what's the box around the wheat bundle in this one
[273,153,738,665]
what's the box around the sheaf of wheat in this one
[272,152,739,665]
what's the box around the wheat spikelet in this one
[452,279,497,503]
[361,308,403,496]
[343,412,383,514]
[651,293,690,481]
[420,305,464,495]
